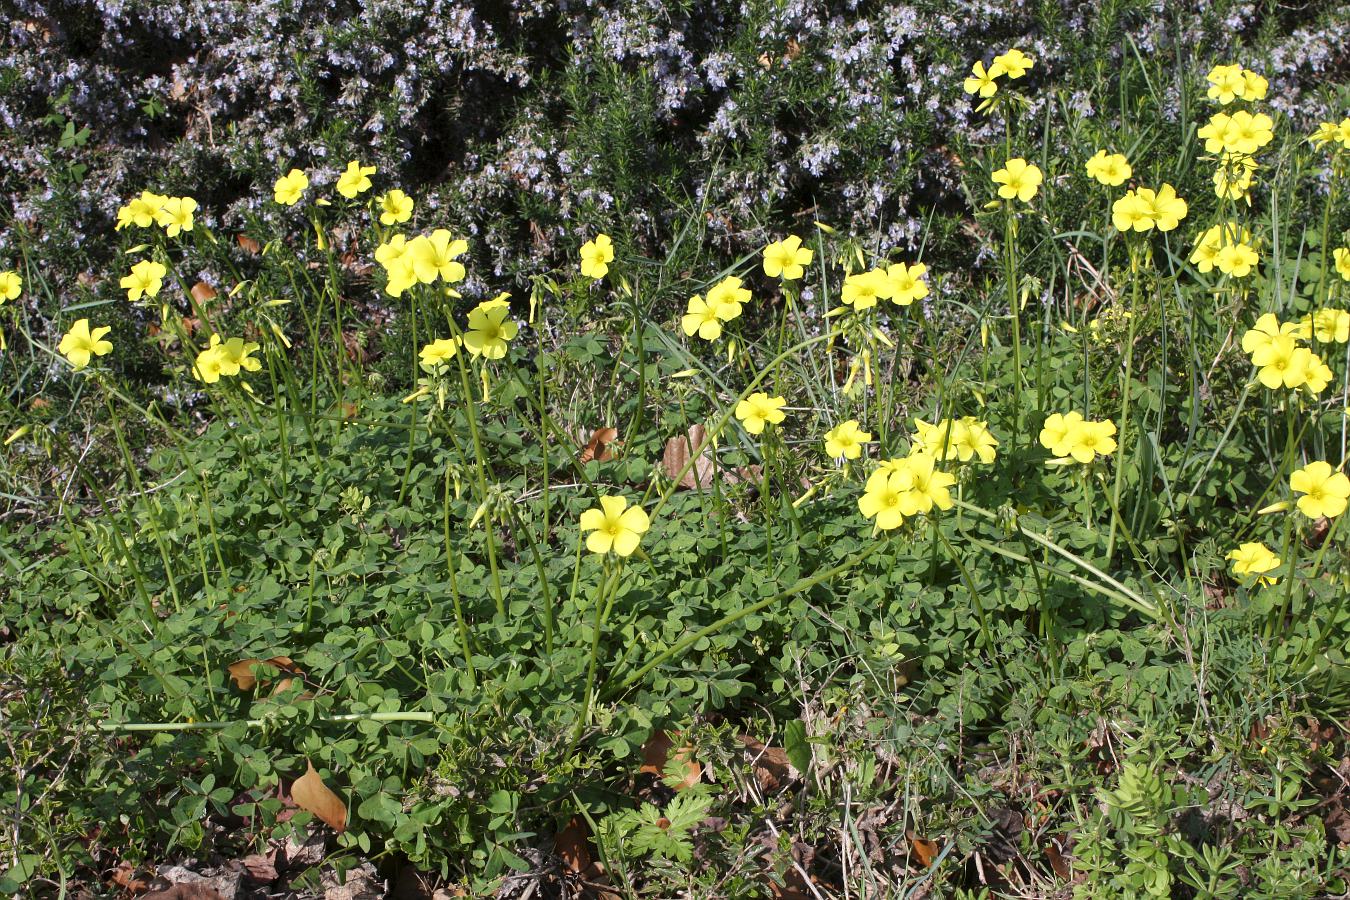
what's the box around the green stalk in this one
[573,560,623,742]
[1105,242,1142,561]
[444,468,478,685]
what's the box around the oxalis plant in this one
[3,45,1350,894]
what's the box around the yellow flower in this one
[419,337,460,370]
[681,295,725,341]
[962,59,1001,98]
[1201,111,1273,156]
[579,234,615,279]
[1251,334,1307,389]
[1063,419,1117,463]
[376,235,418,297]
[992,157,1042,202]
[950,417,998,464]
[897,452,957,514]
[1112,185,1186,233]
[884,262,929,306]
[1290,461,1350,519]
[193,344,226,383]
[1190,222,1249,273]
[0,270,21,303]
[1338,118,1350,148]
[120,259,167,301]
[1146,184,1187,231]
[1084,150,1131,186]
[1039,411,1086,458]
[1311,122,1339,148]
[1240,69,1268,101]
[1305,308,1350,344]
[409,230,468,284]
[762,235,813,280]
[156,196,197,237]
[1334,248,1350,282]
[858,468,911,531]
[1111,189,1154,232]
[1206,64,1246,104]
[377,189,414,225]
[273,168,309,205]
[1295,350,1333,395]
[336,160,376,199]
[840,269,890,310]
[1241,313,1302,356]
[824,419,871,459]
[1215,241,1259,278]
[992,48,1034,79]
[58,319,113,369]
[705,276,750,319]
[579,495,650,556]
[734,392,786,435]
[1226,541,1280,583]
[462,304,518,360]
[216,336,262,376]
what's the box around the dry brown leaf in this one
[30,397,51,410]
[580,427,619,464]
[639,730,702,790]
[661,425,715,490]
[554,816,592,873]
[292,760,347,833]
[111,861,151,894]
[227,657,299,691]
[738,735,791,793]
[236,234,262,255]
[191,281,218,304]
[906,832,940,868]
[1044,836,1072,880]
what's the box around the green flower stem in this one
[443,468,478,686]
[102,393,182,612]
[1265,512,1300,642]
[573,560,624,742]
[952,498,1158,619]
[99,711,436,733]
[1005,204,1024,453]
[445,314,505,618]
[612,539,889,695]
[1105,243,1142,562]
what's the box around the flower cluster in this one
[1241,313,1333,393]
[839,262,931,310]
[858,452,956,531]
[910,417,998,465]
[193,334,263,384]
[961,48,1035,108]
[1112,185,1187,233]
[114,192,198,237]
[377,229,469,297]
[1189,223,1258,278]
